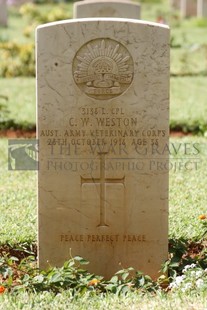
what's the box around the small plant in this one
[0,41,35,77]
[19,3,72,38]
[20,3,71,24]
[0,253,158,296]
[192,18,207,28]
[169,263,207,293]
[162,238,207,280]
[103,268,158,294]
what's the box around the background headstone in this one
[7,0,33,6]
[180,0,197,17]
[197,0,207,17]
[36,18,169,279]
[0,0,7,27]
[73,0,141,19]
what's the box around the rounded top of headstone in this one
[36,18,169,31]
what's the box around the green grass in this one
[0,78,36,125]
[169,137,207,239]
[171,46,207,76]
[0,139,36,244]
[171,26,207,47]
[170,77,207,133]
[1,290,207,310]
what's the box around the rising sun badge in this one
[73,38,134,100]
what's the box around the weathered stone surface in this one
[0,0,7,27]
[36,18,169,279]
[73,0,141,19]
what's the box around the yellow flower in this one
[198,214,206,220]
[88,278,100,286]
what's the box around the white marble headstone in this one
[7,0,33,6]
[170,0,200,17]
[73,0,141,19]
[180,0,197,17]
[36,18,169,279]
[197,0,207,17]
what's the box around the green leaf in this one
[74,256,89,265]
[115,269,125,275]
[105,284,117,292]
[49,272,63,283]
[10,256,19,262]
[144,275,152,281]
[127,267,134,271]
[137,276,145,287]
[7,275,13,287]
[23,274,30,282]
[33,274,44,284]
[110,276,118,283]
[121,272,129,281]
[120,284,131,295]
[169,262,180,268]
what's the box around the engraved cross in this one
[81,152,125,227]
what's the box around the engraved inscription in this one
[81,152,125,227]
[73,39,134,100]
[60,234,146,242]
